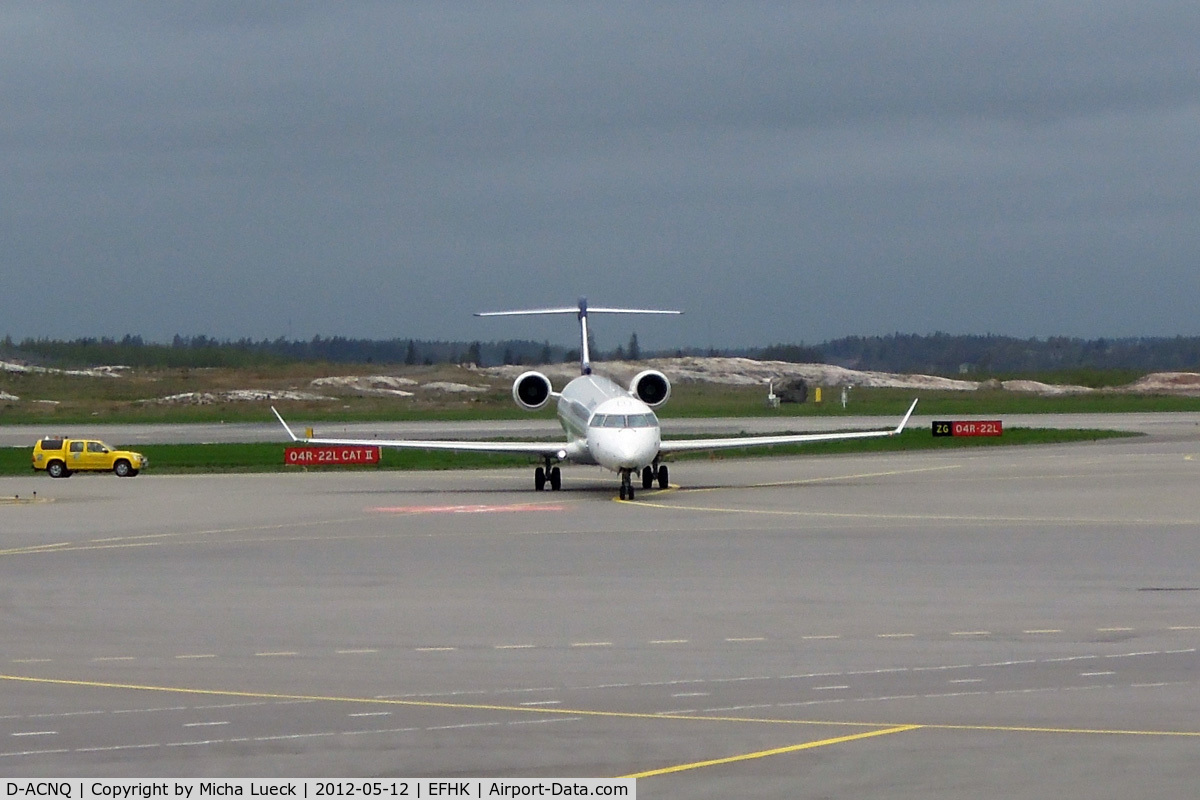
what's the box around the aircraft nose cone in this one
[591,428,657,471]
[610,430,656,469]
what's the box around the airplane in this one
[272,298,918,500]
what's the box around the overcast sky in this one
[3,2,1199,351]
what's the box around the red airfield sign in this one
[285,446,381,466]
[932,420,1003,437]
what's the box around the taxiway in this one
[1,426,1198,797]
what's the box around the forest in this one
[5,332,1200,378]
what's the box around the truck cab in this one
[32,437,148,478]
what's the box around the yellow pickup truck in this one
[32,437,149,478]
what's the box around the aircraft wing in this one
[271,407,580,460]
[657,399,918,455]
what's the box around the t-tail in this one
[475,297,681,375]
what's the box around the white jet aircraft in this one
[273,299,918,499]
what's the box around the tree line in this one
[1,334,571,370]
[4,331,1200,377]
[819,333,1200,377]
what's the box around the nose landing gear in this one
[619,469,635,501]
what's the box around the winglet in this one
[893,398,919,435]
[271,406,300,441]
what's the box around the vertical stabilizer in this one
[476,298,681,375]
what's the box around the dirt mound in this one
[1124,372,1200,395]
[312,375,417,397]
[484,358,1200,396]
[143,389,334,405]
[1,360,128,378]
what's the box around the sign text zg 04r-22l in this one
[931,419,998,438]
[285,446,382,465]
[932,420,1003,437]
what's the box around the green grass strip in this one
[0,428,1137,477]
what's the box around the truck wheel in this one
[114,460,132,477]
[47,461,67,478]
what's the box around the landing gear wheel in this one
[641,466,654,490]
[657,464,669,489]
[549,466,561,491]
[535,466,546,491]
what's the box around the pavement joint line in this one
[631,494,1200,527]
[0,515,374,558]
[673,465,962,496]
[9,645,1194,703]
[5,625,1196,663]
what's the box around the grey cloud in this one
[2,2,1199,348]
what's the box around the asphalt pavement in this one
[1,427,1197,796]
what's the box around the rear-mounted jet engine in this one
[629,369,671,408]
[512,371,554,411]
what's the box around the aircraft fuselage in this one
[557,373,661,472]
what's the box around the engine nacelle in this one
[629,369,672,408]
[512,371,554,411]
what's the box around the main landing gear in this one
[534,459,562,491]
[620,462,668,500]
[641,463,669,491]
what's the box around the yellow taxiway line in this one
[3,672,1198,740]
[619,725,922,778]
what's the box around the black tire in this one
[641,466,653,490]
[535,466,546,491]
[47,461,67,479]
[657,465,669,489]
[114,460,132,477]
[549,466,561,491]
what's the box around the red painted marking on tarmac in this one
[371,503,565,514]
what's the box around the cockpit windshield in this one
[590,412,657,429]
